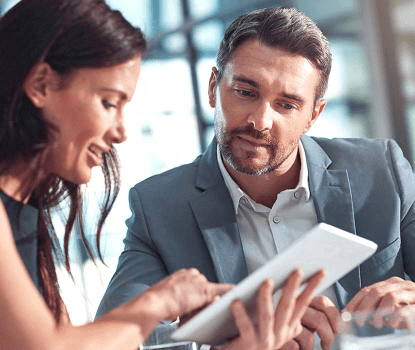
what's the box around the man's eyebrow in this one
[281,92,305,104]
[232,75,259,88]
[231,76,306,104]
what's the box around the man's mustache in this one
[228,125,277,145]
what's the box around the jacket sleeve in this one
[388,139,415,280]
[95,186,169,318]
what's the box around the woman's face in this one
[40,57,142,184]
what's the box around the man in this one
[97,7,415,349]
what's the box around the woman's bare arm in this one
[0,200,233,350]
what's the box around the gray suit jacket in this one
[96,135,415,318]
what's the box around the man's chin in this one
[229,159,276,176]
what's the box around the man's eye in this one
[283,103,294,110]
[102,99,116,109]
[237,89,253,97]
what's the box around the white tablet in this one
[170,223,377,346]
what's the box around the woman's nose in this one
[110,115,127,144]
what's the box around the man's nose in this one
[247,101,274,131]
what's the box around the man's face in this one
[209,39,326,175]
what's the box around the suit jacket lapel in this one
[190,136,362,307]
[302,135,361,308]
[189,139,248,284]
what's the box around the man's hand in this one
[343,277,415,328]
[216,269,326,350]
[386,304,415,329]
[280,296,341,350]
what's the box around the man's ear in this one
[304,98,327,133]
[208,67,218,108]
[23,62,58,108]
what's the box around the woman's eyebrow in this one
[99,88,128,100]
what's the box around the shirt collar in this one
[217,141,311,214]
[297,140,311,201]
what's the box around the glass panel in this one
[294,0,358,23]
[399,42,415,100]
[0,0,20,13]
[160,0,183,30]
[189,0,219,19]
[106,0,149,28]
[193,20,224,52]
[393,1,415,163]
[308,39,371,138]
[408,104,415,162]
[393,1,415,32]
[162,33,187,54]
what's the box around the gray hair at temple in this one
[216,7,332,102]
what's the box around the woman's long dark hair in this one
[0,0,146,322]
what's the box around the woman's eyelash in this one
[102,99,116,109]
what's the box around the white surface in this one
[171,223,378,346]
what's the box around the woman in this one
[0,0,324,348]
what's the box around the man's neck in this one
[223,152,301,208]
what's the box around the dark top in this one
[0,190,41,292]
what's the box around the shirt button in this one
[273,216,280,224]
[240,197,247,205]
[294,191,300,199]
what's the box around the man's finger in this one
[292,326,315,350]
[279,339,300,350]
[301,308,335,350]
[310,295,341,333]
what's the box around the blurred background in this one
[1,0,415,324]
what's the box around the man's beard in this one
[215,120,299,176]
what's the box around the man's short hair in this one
[216,7,332,101]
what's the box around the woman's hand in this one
[145,268,234,321]
[216,269,326,350]
[107,268,234,338]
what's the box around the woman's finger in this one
[274,269,304,333]
[256,279,276,344]
[292,270,326,323]
[230,299,257,348]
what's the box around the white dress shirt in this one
[217,142,339,308]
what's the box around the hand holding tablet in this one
[171,223,377,346]
[226,268,327,350]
